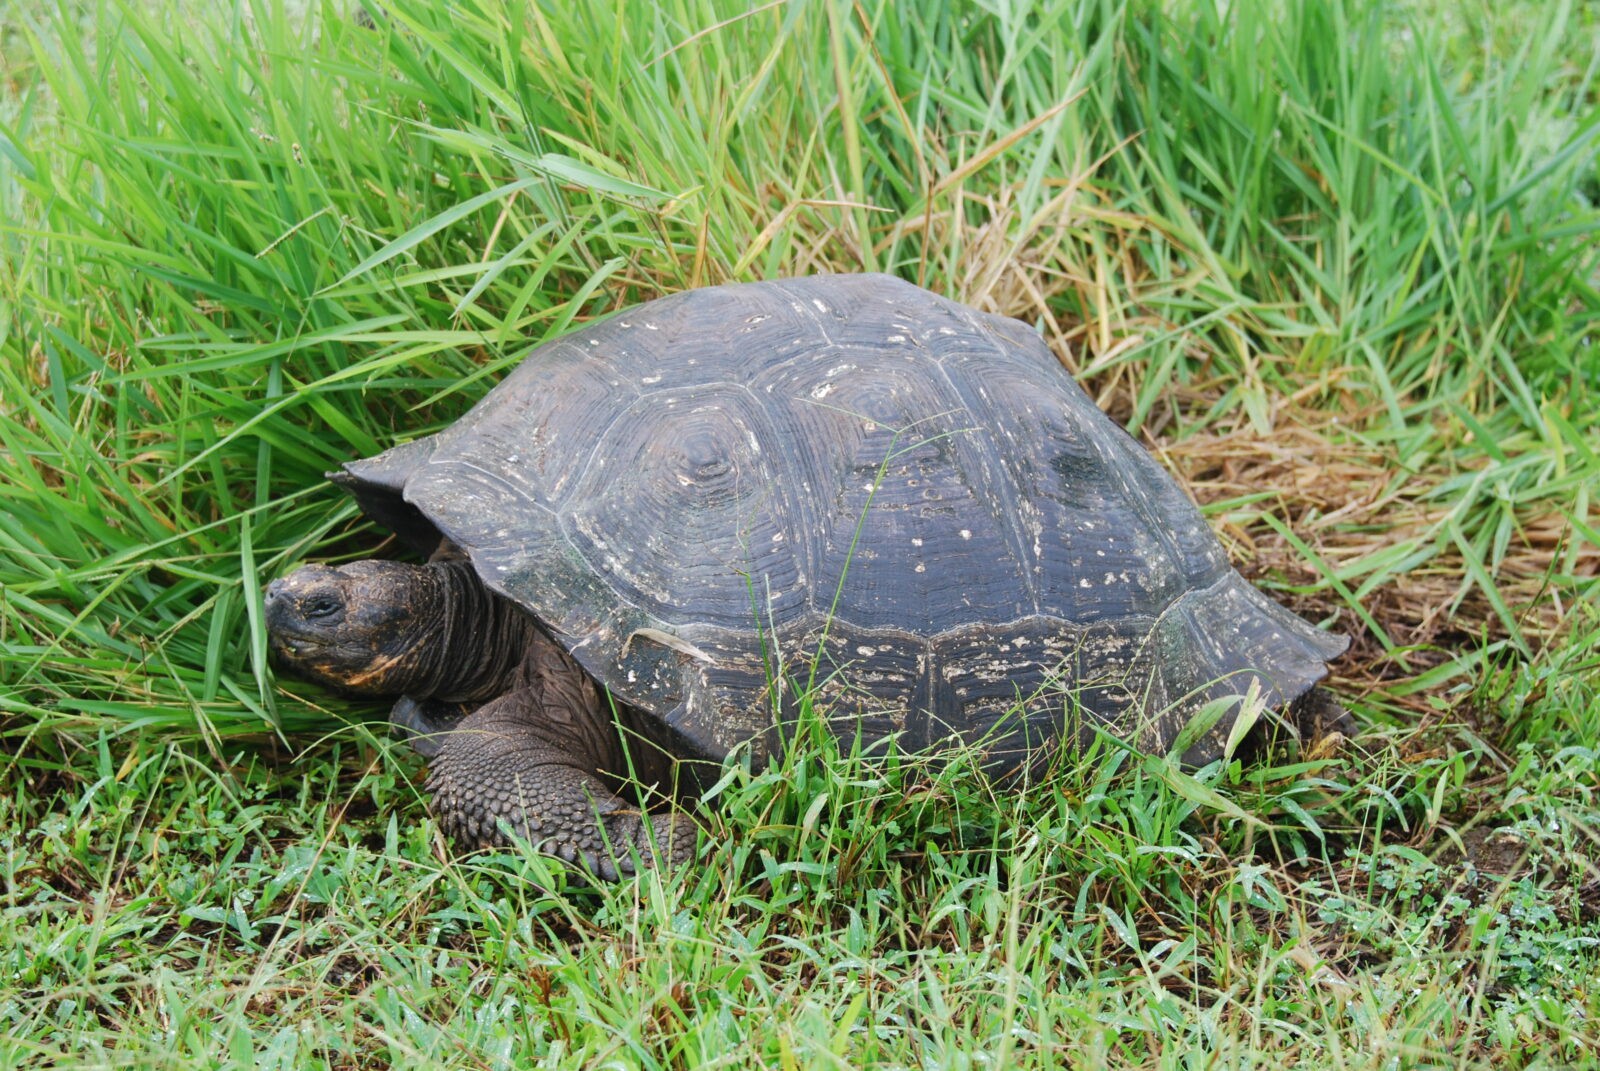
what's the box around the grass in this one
[1,0,1597,1065]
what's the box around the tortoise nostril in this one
[265,578,287,604]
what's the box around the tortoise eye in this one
[304,595,342,620]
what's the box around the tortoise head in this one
[264,560,442,696]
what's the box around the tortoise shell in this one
[335,274,1346,769]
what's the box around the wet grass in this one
[2,0,1597,1066]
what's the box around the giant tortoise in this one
[265,274,1348,878]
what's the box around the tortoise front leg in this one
[424,686,698,879]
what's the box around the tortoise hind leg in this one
[1290,686,1355,755]
[424,686,698,879]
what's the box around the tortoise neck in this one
[417,560,538,702]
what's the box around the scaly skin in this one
[425,619,699,874]
[425,685,699,878]
[264,558,699,877]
